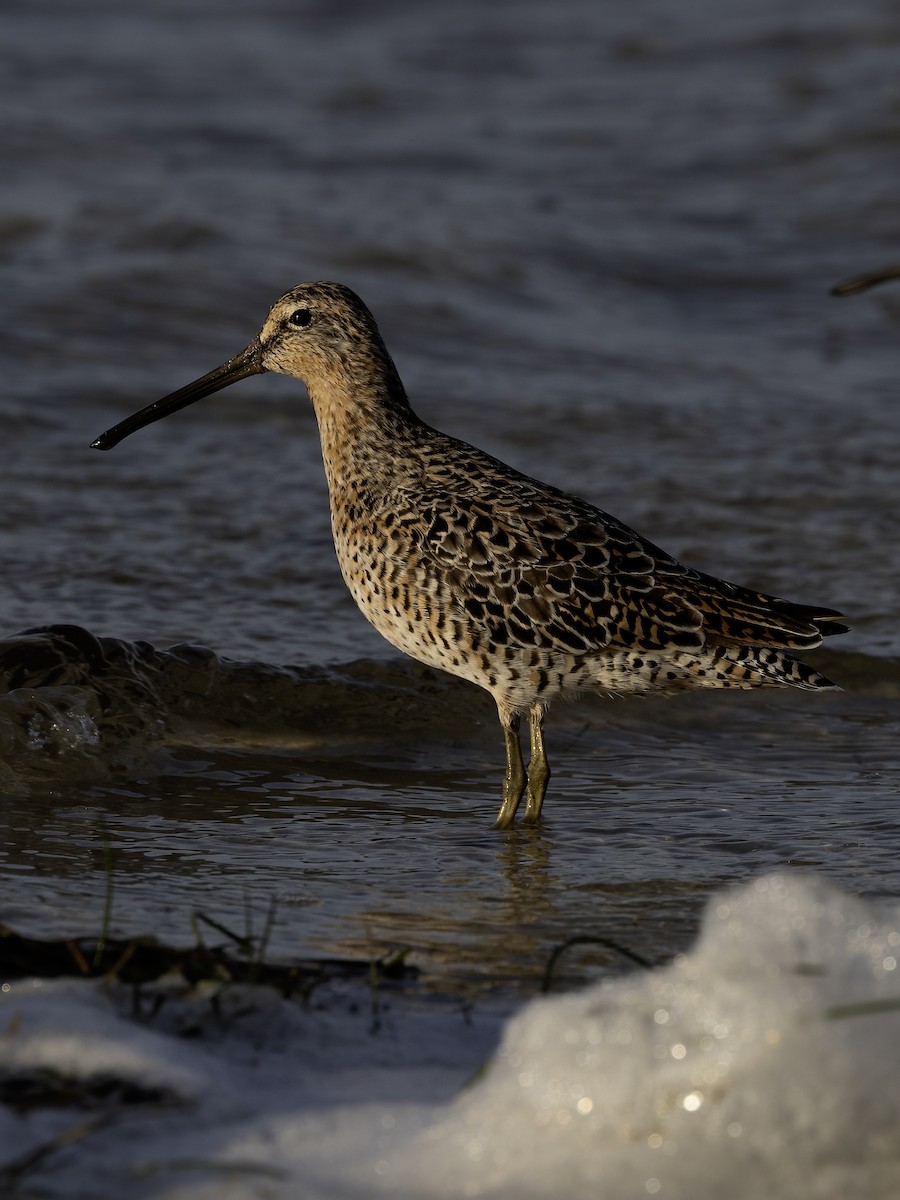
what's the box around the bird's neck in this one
[307,366,421,499]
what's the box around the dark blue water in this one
[1,0,898,982]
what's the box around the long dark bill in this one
[90,342,265,450]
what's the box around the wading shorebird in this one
[92,282,848,828]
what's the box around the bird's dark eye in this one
[289,308,312,328]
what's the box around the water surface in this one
[1,0,898,990]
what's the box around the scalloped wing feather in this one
[403,462,845,658]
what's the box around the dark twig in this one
[541,934,652,994]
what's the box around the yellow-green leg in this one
[494,717,526,830]
[524,706,550,823]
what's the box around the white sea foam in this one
[1,873,898,1198]
[365,872,900,1198]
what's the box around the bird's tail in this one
[668,643,840,691]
